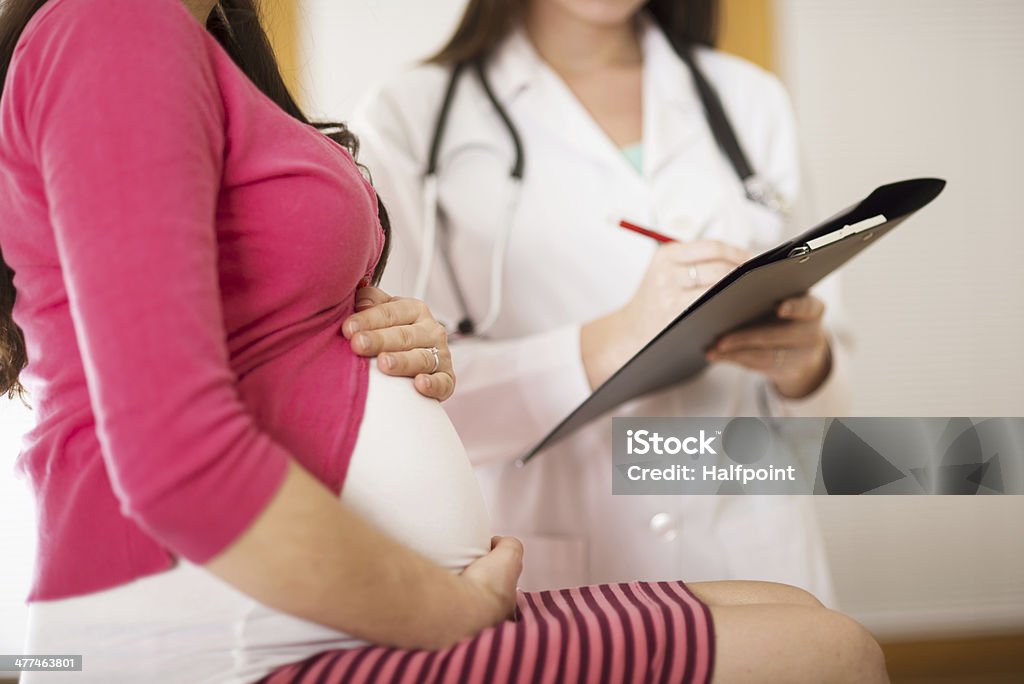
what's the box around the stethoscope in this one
[418,41,789,337]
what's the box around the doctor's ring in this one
[427,346,441,373]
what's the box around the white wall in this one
[776,0,1024,417]
[299,0,468,119]
[775,0,1024,638]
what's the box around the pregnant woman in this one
[0,0,886,682]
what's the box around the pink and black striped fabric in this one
[259,581,715,684]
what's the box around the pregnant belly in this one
[341,366,491,572]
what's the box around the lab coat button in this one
[649,512,679,542]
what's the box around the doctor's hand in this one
[581,240,750,389]
[706,294,832,399]
[342,287,455,401]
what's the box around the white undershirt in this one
[23,367,492,683]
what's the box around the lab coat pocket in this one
[515,533,589,592]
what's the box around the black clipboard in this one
[520,178,946,464]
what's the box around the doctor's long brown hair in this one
[0,0,390,400]
[428,0,720,64]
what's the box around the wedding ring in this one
[774,349,787,368]
[688,264,699,286]
[428,346,440,373]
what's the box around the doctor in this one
[352,0,850,603]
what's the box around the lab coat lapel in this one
[642,18,704,179]
[487,30,539,106]
[641,18,732,241]
[489,29,649,184]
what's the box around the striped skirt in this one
[258,581,715,684]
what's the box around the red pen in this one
[618,219,676,244]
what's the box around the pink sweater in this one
[0,0,383,600]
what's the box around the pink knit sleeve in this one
[20,0,290,562]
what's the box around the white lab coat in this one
[352,17,850,606]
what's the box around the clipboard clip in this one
[789,214,888,259]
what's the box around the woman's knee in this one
[751,581,824,609]
[690,579,824,608]
[710,603,888,684]
[821,609,888,683]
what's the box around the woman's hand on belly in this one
[342,287,455,400]
[461,536,524,622]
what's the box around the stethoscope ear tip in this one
[457,318,475,336]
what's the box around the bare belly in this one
[341,366,491,572]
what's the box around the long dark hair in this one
[428,0,719,65]
[0,0,391,399]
